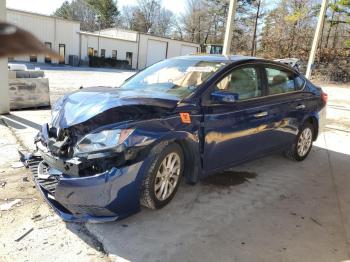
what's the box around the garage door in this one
[146,40,167,67]
[181,45,198,56]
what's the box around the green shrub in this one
[88,56,131,69]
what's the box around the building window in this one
[59,44,65,64]
[88,47,94,57]
[30,55,37,62]
[45,42,52,63]
[112,50,117,60]
[101,49,106,58]
[126,52,133,66]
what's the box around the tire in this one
[284,122,314,161]
[140,143,184,209]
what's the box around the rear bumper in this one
[30,156,144,223]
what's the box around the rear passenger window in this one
[215,67,262,100]
[266,67,303,95]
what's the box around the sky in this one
[6,0,188,16]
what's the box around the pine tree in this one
[87,0,120,29]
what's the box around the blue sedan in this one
[29,55,327,222]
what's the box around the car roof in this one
[176,54,260,63]
[172,54,301,75]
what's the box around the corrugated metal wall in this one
[80,33,138,68]
[6,9,80,64]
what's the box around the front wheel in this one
[285,123,314,161]
[140,143,184,209]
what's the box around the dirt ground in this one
[0,68,350,262]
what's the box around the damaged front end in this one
[29,123,155,222]
[26,87,181,222]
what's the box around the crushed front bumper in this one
[27,152,145,223]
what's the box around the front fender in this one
[127,115,203,184]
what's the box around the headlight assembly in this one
[75,128,134,154]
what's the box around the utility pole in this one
[222,0,238,55]
[251,0,261,57]
[305,0,328,79]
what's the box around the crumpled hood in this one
[51,87,179,128]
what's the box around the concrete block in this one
[15,71,30,78]
[29,71,45,78]
[8,70,17,80]
[9,78,50,110]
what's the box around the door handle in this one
[295,104,306,110]
[254,111,268,118]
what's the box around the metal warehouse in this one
[6,8,200,70]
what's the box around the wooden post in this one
[222,0,238,55]
[305,0,328,79]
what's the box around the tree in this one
[136,0,161,33]
[87,0,120,29]
[120,6,138,29]
[180,0,255,53]
[54,0,98,32]
[153,8,174,36]
[260,0,320,59]
[250,0,263,56]
[54,1,72,18]
[119,0,174,36]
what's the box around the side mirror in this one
[211,91,239,104]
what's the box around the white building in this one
[6,8,200,70]
[7,8,80,65]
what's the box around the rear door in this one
[260,64,308,148]
[202,65,274,172]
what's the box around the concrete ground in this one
[0,68,350,262]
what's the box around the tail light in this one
[321,91,328,105]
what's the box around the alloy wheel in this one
[154,152,181,201]
[297,127,313,157]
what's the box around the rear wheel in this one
[140,143,184,209]
[285,123,314,161]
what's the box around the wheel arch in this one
[149,131,201,185]
[304,115,319,141]
[174,139,201,185]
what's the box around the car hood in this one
[51,87,179,129]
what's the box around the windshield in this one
[121,59,226,99]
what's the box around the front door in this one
[59,44,65,64]
[45,42,52,63]
[202,65,273,172]
[126,52,133,67]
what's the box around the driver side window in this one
[215,67,262,100]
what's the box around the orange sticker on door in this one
[180,112,191,124]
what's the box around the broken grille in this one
[28,157,60,195]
